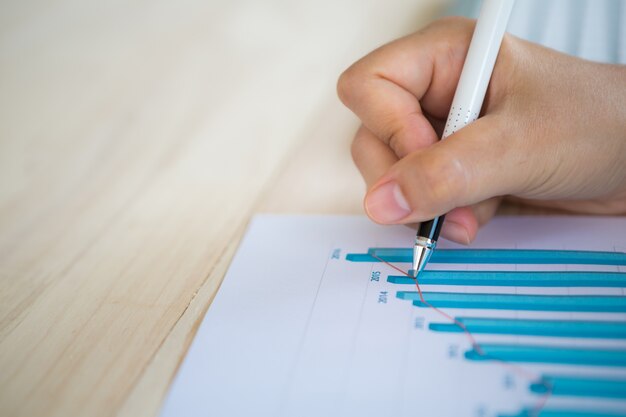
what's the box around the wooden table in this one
[0,1,561,416]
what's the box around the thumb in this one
[364,116,522,224]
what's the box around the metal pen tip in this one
[413,239,435,279]
[412,245,420,278]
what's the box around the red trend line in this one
[371,253,552,416]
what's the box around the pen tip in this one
[412,243,434,279]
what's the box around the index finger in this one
[337,17,475,157]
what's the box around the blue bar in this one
[396,291,626,312]
[387,270,626,287]
[346,248,626,265]
[499,408,626,417]
[530,375,626,399]
[429,318,626,339]
[465,344,626,367]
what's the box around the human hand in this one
[337,17,626,244]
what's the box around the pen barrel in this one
[417,215,446,242]
[418,0,513,243]
[441,0,514,139]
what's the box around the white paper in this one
[160,215,626,417]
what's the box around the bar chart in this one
[429,318,626,339]
[531,375,626,399]
[387,270,626,287]
[465,344,626,367]
[160,216,626,417]
[347,246,626,416]
[347,248,626,265]
[498,408,626,417]
[397,291,626,312]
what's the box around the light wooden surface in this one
[0,1,453,416]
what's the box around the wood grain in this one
[0,1,448,416]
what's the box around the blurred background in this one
[0,0,448,227]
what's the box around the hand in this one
[337,17,626,244]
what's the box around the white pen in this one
[413,0,515,277]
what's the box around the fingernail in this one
[365,182,411,223]
[442,221,471,245]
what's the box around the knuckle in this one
[386,129,403,155]
[422,16,474,37]
[350,131,366,165]
[436,15,472,28]
[337,64,361,106]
